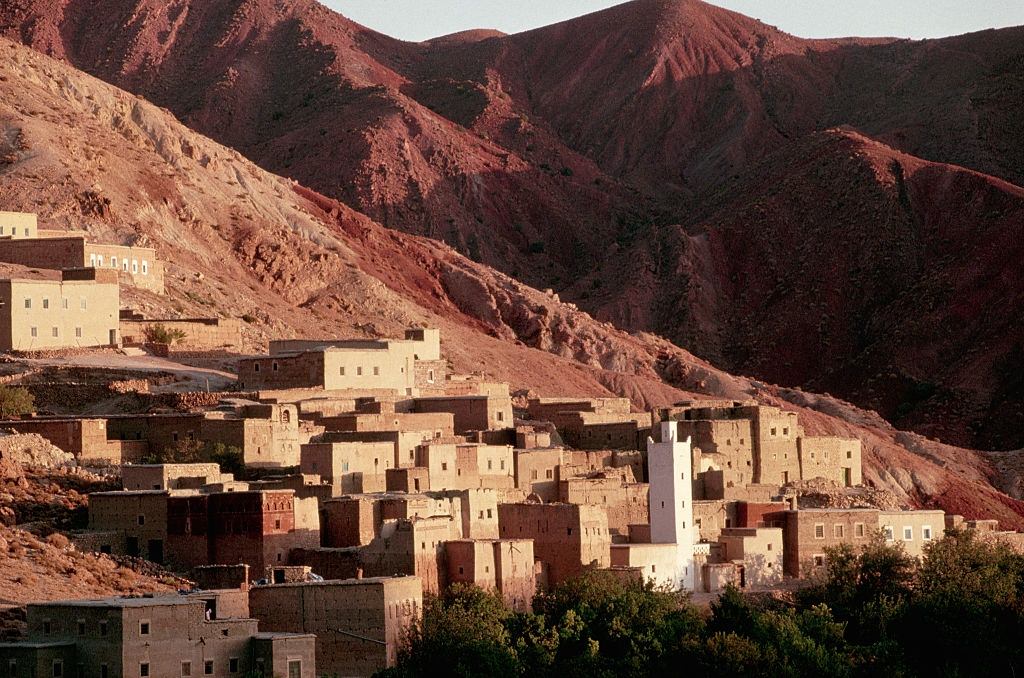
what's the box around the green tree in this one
[0,385,35,418]
[208,442,245,475]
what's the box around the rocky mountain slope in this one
[0,38,1022,529]
[4,0,1021,450]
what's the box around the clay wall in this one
[120,318,241,349]
[798,436,863,487]
[300,441,395,494]
[0,276,119,351]
[718,527,784,588]
[412,395,513,433]
[497,503,610,588]
[513,447,563,501]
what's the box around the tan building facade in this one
[0,265,119,351]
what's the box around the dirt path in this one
[20,353,237,392]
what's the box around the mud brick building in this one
[411,393,513,433]
[300,440,397,494]
[119,312,242,349]
[497,502,611,588]
[249,576,421,678]
[238,328,446,393]
[0,596,315,678]
[0,264,119,351]
[718,527,784,588]
[0,217,164,293]
[446,538,536,611]
[558,476,649,536]
[526,397,651,451]
[121,463,226,491]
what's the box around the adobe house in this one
[299,440,397,494]
[0,596,315,678]
[0,264,119,351]
[411,394,513,433]
[248,576,422,678]
[237,328,446,393]
[446,538,536,611]
[525,397,652,451]
[0,212,164,293]
[718,527,785,588]
[121,463,226,491]
[120,311,242,349]
[497,502,611,589]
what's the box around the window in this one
[680,472,685,480]
[855,523,865,538]
[80,298,87,310]
[497,411,504,422]
[111,257,118,268]
[847,450,853,459]
[62,298,69,309]
[771,427,777,436]
[275,519,281,530]
[567,527,573,536]
[131,260,139,274]
[545,469,553,479]
[8,661,16,678]
[923,525,933,541]
[229,658,239,674]
[52,327,59,337]
[137,515,145,526]
[814,523,825,539]
[903,526,914,541]
[99,620,108,636]
[834,524,844,538]
[52,661,63,678]
[813,554,825,567]
[441,462,447,471]
[89,254,97,266]
[487,459,493,470]
[24,298,31,309]
[339,366,345,376]
[458,566,464,574]
[142,261,149,274]
[357,366,363,376]
[97,256,104,266]
[288,661,302,678]
[883,526,895,541]
[123,260,129,272]
[531,469,538,480]
[204,661,214,675]
[140,664,150,678]
[74,326,83,339]
[181,662,192,677]
[783,427,789,435]
[272,361,279,372]
[373,366,380,376]
[428,369,435,383]
[767,543,773,551]
[77,619,85,635]
[487,509,492,518]
[101,666,109,678]
[43,619,52,635]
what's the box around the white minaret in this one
[648,421,695,590]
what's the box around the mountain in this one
[6,0,1021,451]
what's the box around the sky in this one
[323,0,1024,42]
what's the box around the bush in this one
[208,443,245,475]
[143,323,187,345]
[0,385,35,418]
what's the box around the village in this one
[0,210,1021,677]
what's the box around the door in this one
[844,468,852,487]
[108,329,118,346]
[147,539,164,564]
[126,536,139,557]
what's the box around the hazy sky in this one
[323,0,1024,42]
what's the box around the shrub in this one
[0,385,35,418]
[143,323,187,345]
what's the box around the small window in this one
[101,665,109,678]
[77,620,85,635]
[903,526,914,541]
[52,660,63,678]
[847,450,853,459]
[254,363,260,373]
[24,298,31,309]
[813,555,825,567]
[767,543,773,551]
[229,658,239,674]
[814,523,825,539]
[30,326,37,337]
[123,260,129,272]
[181,662,192,677]
[111,257,118,268]
[783,427,789,435]
[488,460,493,470]
[855,523,865,538]
[132,260,139,274]
[834,524,844,538]
[340,366,345,376]
[204,661,214,676]
[651,564,656,573]
[76,327,83,338]
[80,298,87,310]
[531,469,538,480]
[497,411,504,422]
[288,661,302,678]
[63,298,69,310]
[545,469,553,479]
[567,527,573,535]
[272,361,279,371]
[43,619,52,635]
[373,366,380,376]
[458,566,464,574]
[274,519,281,530]
[52,327,59,337]
[140,621,150,635]
[138,515,145,526]
[428,369,435,383]
[141,664,150,678]
[923,526,933,541]
[883,526,895,541]
[142,261,149,275]
[441,462,447,471]
[357,366,363,376]
[97,256,104,266]
[771,427,777,436]
[99,620,108,636]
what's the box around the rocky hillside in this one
[0,38,1022,528]
[4,0,1021,449]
